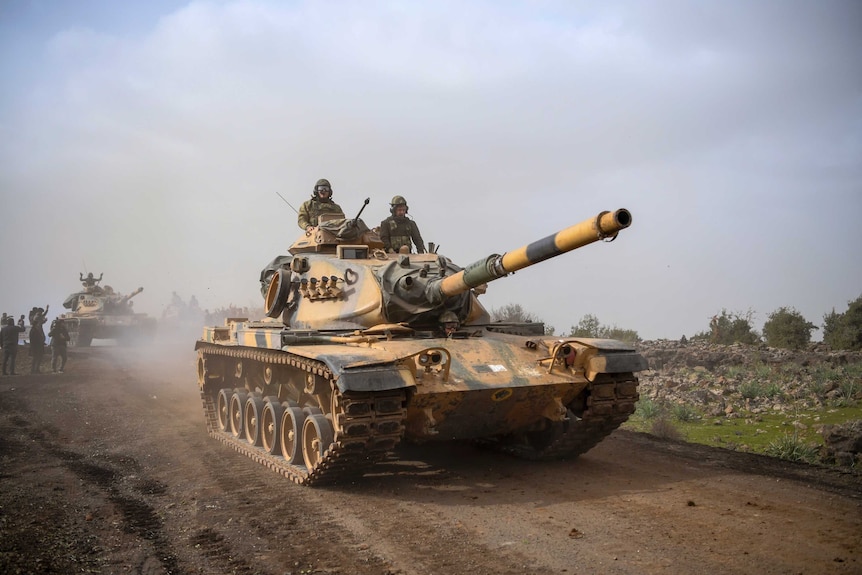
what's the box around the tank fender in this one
[534,337,648,381]
[284,344,417,393]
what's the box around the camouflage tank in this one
[61,278,157,347]
[195,206,646,486]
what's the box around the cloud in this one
[1,0,860,339]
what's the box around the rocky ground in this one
[634,340,862,466]
[0,340,860,575]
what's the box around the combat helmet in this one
[390,195,408,214]
[439,311,458,324]
[313,178,333,198]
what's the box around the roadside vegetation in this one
[495,296,862,467]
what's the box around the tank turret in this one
[196,206,646,486]
[60,280,156,347]
[261,209,632,331]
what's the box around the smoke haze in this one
[1,1,860,339]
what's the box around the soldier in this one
[29,308,49,374]
[80,272,103,291]
[297,178,345,232]
[380,195,426,254]
[17,315,25,328]
[49,318,70,373]
[1,316,25,375]
[438,311,460,338]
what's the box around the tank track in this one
[198,343,407,486]
[489,373,640,461]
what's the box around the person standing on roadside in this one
[1,317,25,375]
[29,308,49,374]
[48,318,70,373]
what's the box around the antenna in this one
[276,192,299,214]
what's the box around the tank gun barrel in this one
[120,287,144,303]
[434,209,632,299]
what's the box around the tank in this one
[60,279,158,347]
[195,208,647,486]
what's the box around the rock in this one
[819,420,862,465]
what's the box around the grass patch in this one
[623,404,862,458]
[764,433,819,463]
[635,398,662,420]
[672,403,700,423]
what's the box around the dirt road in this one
[1,344,860,574]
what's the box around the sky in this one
[1,0,860,340]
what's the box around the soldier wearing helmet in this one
[380,195,426,254]
[297,178,345,232]
[438,311,460,337]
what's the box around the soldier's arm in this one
[379,219,392,251]
[412,222,426,254]
[297,202,312,230]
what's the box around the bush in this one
[764,434,819,463]
[739,381,763,399]
[635,398,662,420]
[831,380,861,407]
[763,307,818,350]
[823,294,862,351]
[705,309,760,345]
[672,403,700,422]
[567,314,640,344]
[650,417,683,441]
[491,303,554,335]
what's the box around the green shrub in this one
[831,380,861,407]
[707,309,760,345]
[724,365,745,379]
[763,382,783,399]
[672,403,700,422]
[763,307,818,350]
[764,433,819,463]
[635,398,661,420]
[567,313,640,343]
[823,294,862,351]
[739,381,763,399]
[754,362,773,380]
[811,365,843,390]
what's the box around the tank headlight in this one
[418,351,443,366]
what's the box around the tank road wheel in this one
[280,407,307,464]
[260,398,285,455]
[229,390,249,438]
[216,388,233,432]
[302,414,335,470]
[243,394,266,446]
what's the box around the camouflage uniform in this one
[49,320,69,373]
[1,318,25,375]
[297,178,345,230]
[380,215,426,254]
[297,197,345,229]
[29,312,48,374]
[380,195,425,254]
